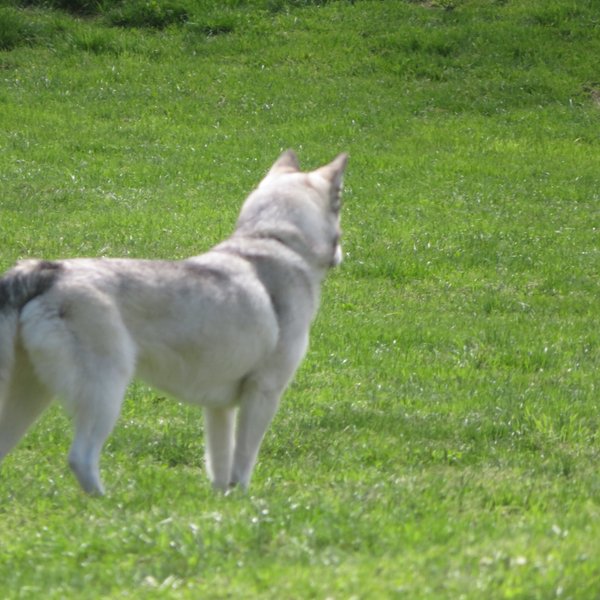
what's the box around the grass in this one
[1,0,600,597]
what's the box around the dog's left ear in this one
[314,152,348,212]
[267,149,301,177]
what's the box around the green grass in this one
[1,0,600,597]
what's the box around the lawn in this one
[1,0,599,597]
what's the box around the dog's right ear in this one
[266,149,301,177]
[314,152,348,213]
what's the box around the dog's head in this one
[236,150,348,270]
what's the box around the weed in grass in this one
[0,6,48,49]
[107,0,189,29]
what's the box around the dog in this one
[0,150,347,495]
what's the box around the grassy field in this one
[1,0,600,597]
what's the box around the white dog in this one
[0,150,347,495]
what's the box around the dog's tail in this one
[0,260,62,400]
[0,311,18,403]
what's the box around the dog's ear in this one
[267,149,301,177]
[314,152,348,212]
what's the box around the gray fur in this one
[0,260,63,311]
[0,150,348,496]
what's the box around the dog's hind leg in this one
[0,344,53,460]
[20,290,136,495]
[203,406,235,491]
[67,373,130,496]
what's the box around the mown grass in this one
[1,0,600,598]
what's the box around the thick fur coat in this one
[0,150,347,495]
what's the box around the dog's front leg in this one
[203,406,235,491]
[230,381,282,490]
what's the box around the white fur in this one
[0,150,347,495]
